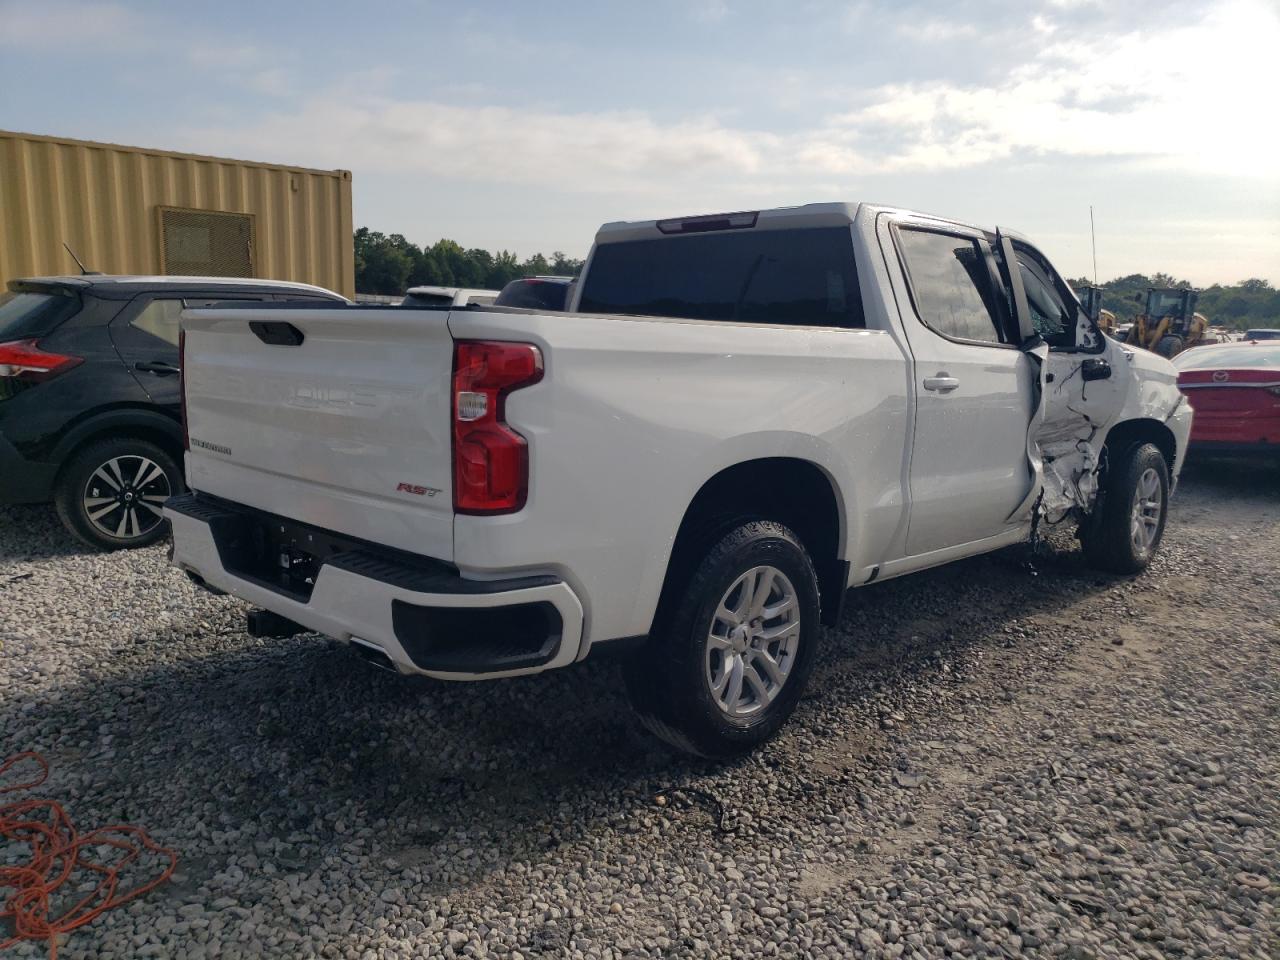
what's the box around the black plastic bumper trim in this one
[391,599,563,674]
[166,492,565,601]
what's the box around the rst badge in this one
[396,482,441,497]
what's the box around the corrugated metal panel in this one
[0,130,354,297]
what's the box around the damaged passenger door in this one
[1001,238,1126,520]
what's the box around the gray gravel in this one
[1,459,1277,959]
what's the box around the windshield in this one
[1243,329,1280,341]
[0,290,79,340]
[1174,345,1280,369]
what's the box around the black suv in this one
[0,275,346,549]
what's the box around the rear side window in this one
[897,229,1004,344]
[130,296,263,346]
[130,299,184,346]
[578,227,865,328]
[0,290,81,340]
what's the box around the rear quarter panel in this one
[448,309,910,647]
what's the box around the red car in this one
[1174,341,1280,455]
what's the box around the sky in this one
[2,0,1278,286]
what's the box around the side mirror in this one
[1081,358,1112,382]
[1133,292,1144,304]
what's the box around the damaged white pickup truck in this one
[166,203,1192,756]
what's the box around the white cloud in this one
[0,0,141,47]
[181,99,776,192]
[181,0,1278,194]
[690,0,729,23]
[805,0,1280,178]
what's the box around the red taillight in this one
[452,340,543,514]
[0,339,82,382]
[179,329,189,451]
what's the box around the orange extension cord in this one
[1,753,177,958]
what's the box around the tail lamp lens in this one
[452,341,543,514]
[0,339,82,382]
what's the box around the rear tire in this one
[1081,442,1169,574]
[624,520,821,758]
[54,437,182,551]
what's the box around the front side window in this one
[1014,246,1100,352]
[897,229,1004,344]
[1018,258,1072,346]
[578,227,865,328]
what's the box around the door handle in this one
[135,361,179,376]
[923,374,960,393]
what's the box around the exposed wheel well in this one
[658,458,848,628]
[1102,418,1177,472]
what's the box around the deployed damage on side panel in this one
[999,232,1186,556]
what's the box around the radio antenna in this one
[1089,206,1098,287]
[62,241,98,275]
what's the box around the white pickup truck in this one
[166,202,1192,756]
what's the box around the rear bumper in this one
[1189,414,1280,448]
[0,431,57,504]
[164,494,584,680]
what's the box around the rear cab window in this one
[578,227,865,328]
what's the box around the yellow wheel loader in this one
[1124,288,1210,358]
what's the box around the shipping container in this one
[0,130,354,297]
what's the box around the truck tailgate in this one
[180,305,454,561]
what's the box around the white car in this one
[167,202,1191,756]
[400,285,499,307]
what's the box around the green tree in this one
[355,228,584,297]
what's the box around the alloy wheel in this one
[1129,466,1163,558]
[704,565,801,719]
[82,455,172,541]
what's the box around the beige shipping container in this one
[0,130,354,297]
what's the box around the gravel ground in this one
[1,459,1277,959]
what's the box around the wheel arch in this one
[51,406,184,479]
[1101,417,1177,473]
[657,457,849,629]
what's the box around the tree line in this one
[1068,273,1279,330]
[355,228,583,295]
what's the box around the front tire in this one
[1081,442,1170,574]
[624,520,821,757]
[54,437,182,550]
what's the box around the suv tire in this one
[54,437,182,551]
[625,520,821,757]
